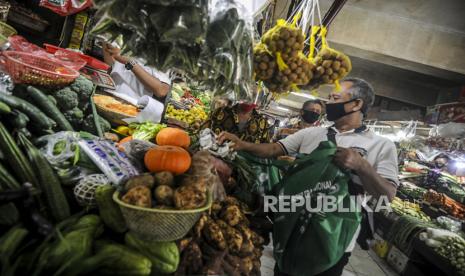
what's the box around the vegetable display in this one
[390,197,431,221]
[423,190,465,220]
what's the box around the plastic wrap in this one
[37,132,99,186]
[119,139,157,171]
[78,136,139,186]
[200,0,254,101]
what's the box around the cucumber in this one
[8,110,29,130]
[17,133,70,222]
[26,86,74,131]
[0,162,21,190]
[0,226,29,266]
[0,122,38,187]
[0,101,11,114]
[0,93,55,130]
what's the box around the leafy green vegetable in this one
[129,122,166,141]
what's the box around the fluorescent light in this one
[456,162,465,169]
[276,106,290,111]
[291,92,316,99]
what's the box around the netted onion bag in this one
[312,48,352,85]
[253,43,276,81]
[262,20,305,60]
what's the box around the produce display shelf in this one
[411,237,460,276]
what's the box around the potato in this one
[283,68,291,75]
[154,185,174,206]
[325,68,333,75]
[320,49,331,59]
[316,66,325,75]
[292,43,301,50]
[271,33,280,41]
[299,72,306,80]
[268,41,277,52]
[291,50,299,58]
[322,75,331,83]
[284,47,292,54]
[262,55,270,63]
[341,60,350,70]
[286,37,296,47]
[280,29,290,40]
[259,62,268,70]
[154,171,175,187]
[122,186,152,208]
[290,62,297,70]
[125,174,155,191]
[277,40,285,50]
[339,67,347,76]
[295,67,303,74]
[296,58,303,66]
[281,76,289,83]
[289,73,298,81]
[331,73,339,80]
[332,60,341,71]
[322,60,332,68]
[266,68,274,76]
[296,33,304,43]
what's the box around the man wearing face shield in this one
[218,78,399,276]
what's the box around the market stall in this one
[1,0,464,276]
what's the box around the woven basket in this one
[3,51,79,86]
[113,191,212,241]
[93,94,137,125]
[0,21,16,37]
[95,104,136,125]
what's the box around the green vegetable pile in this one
[433,236,465,275]
[387,215,436,254]
[49,75,111,135]
[398,184,427,200]
[92,0,254,101]
[129,122,166,141]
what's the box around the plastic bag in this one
[37,132,99,186]
[148,4,207,45]
[39,0,93,16]
[78,136,139,187]
[200,0,254,101]
[119,139,156,172]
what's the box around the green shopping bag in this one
[272,141,362,276]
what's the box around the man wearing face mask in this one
[218,78,398,276]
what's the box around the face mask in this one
[326,99,359,121]
[301,110,320,124]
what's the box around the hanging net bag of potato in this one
[310,26,352,88]
[254,42,276,81]
[262,17,305,63]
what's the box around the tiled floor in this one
[260,243,398,276]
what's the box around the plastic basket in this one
[0,21,16,37]
[2,51,79,86]
[113,191,212,241]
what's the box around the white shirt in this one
[278,126,399,252]
[110,61,171,100]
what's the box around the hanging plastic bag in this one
[200,0,254,102]
[39,0,93,16]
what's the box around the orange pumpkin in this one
[156,127,190,148]
[144,146,191,175]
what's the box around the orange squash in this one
[156,127,190,148]
[144,146,191,175]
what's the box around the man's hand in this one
[103,43,129,64]
[333,147,365,172]
[217,132,245,151]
